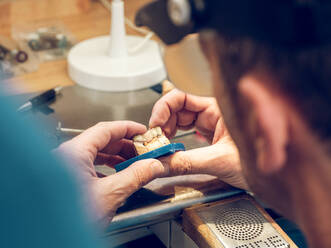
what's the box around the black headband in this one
[135,0,331,47]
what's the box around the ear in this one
[238,75,289,174]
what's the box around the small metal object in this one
[14,50,28,63]
[172,130,196,139]
[56,122,196,139]
[28,29,68,51]
[0,60,14,78]
[0,44,28,63]
[168,0,191,26]
[56,122,84,135]
[197,199,290,248]
[28,40,40,51]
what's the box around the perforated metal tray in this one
[197,199,290,248]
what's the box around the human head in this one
[199,26,331,218]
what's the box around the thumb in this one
[93,159,165,218]
[123,159,166,190]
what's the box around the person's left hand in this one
[54,121,167,222]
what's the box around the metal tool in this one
[196,198,290,248]
[56,121,196,138]
[17,86,62,113]
[56,122,84,135]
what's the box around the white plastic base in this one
[68,35,166,92]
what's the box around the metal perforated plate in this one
[197,199,290,248]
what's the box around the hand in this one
[54,121,168,222]
[149,89,225,143]
[150,89,248,190]
[159,136,249,190]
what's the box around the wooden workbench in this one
[0,0,152,94]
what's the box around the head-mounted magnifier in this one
[135,0,331,96]
[136,0,331,47]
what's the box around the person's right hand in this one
[149,89,225,144]
[159,136,249,190]
[150,89,249,190]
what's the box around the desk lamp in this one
[68,0,166,91]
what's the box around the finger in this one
[101,139,136,159]
[159,142,248,189]
[177,123,195,131]
[177,110,197,127]
[96,171,107,178]
[184,94,217,112]
[162,113,177,138]
[158,150,192,176]
[70,121,147,154]
[123,159,166,189]
[195,100,221,132]
[190,104,221,144]
[94,153,126,167]
[149,90,217,129]
[212,118,227,144]
[104,155,125,167]
[117,140,137,159]
[149,89,186,128]
[96,159,166,215]
[159,145,229,176]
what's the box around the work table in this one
[0,0,151,94]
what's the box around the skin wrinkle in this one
[165,112,178,138]
[67,138,97,164]
[69,122,112,162]
[183,91,188,111]
[102,180,130,215]
[86,146,98,166]
[168,151,192,175]
[212,118,226,144]
[93,179,129,216]
[166,91,184,137]
[205,106,218,130]
[165,99,173,119]
[177,110,195,127]
[97,122,113,142]
[206,143,243,185]
[131,165,146,189]
[209,152,239,181]
[62,144,97,177]
[167,90,184,113]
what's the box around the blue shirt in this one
[0,94,104,248]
